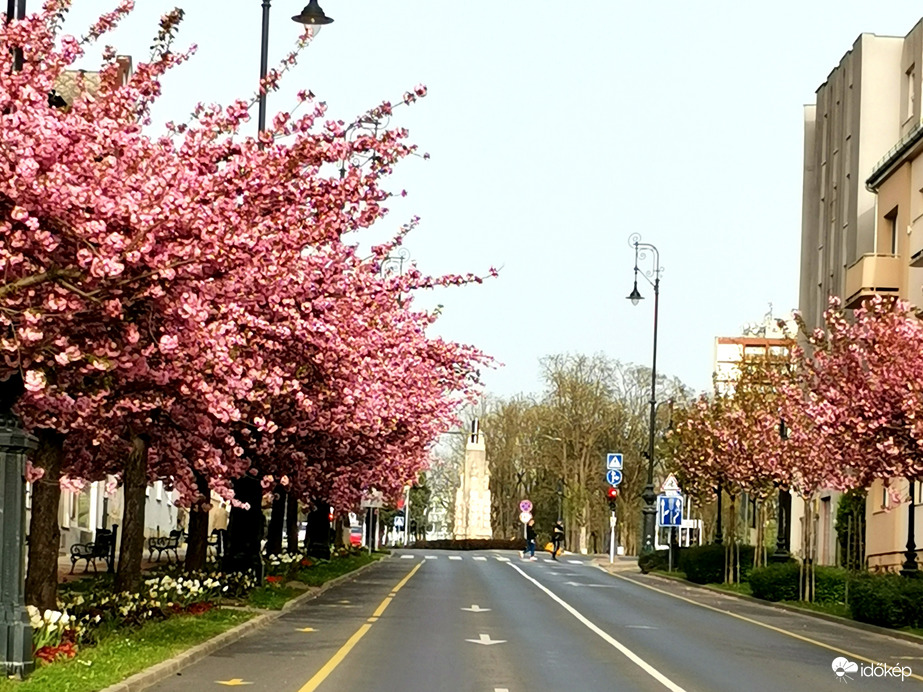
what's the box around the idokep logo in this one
[832,657,858,683]
[832,657,912,683]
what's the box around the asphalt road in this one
[147,550,923,692]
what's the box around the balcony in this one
[844,253,902,308]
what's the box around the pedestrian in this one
[551,519,565,560]
[522,519,537,560]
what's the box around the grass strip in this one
[0,608,254,692]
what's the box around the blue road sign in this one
[657,495,683,527]
[606,469,623,486]
[606,453,623,470]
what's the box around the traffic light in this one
[328,510,334,523]
[606,487,619,511]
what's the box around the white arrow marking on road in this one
[461,605,491,612]
[466,633,506,646]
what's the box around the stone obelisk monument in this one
[453,419,492,539]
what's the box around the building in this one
[800,18,923,572]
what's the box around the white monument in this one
[453,419,492,539]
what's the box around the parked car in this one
[349,526,362,546]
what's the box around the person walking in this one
[522,519,537,560]
[551,519,565,560]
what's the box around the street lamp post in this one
[902,479,919,577]
[258,0,333,136]
[626,233,662,556]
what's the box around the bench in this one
[206,528,226,557]
[69,529,116,574]
[148,529,184,563]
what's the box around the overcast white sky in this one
[58,1,923,399]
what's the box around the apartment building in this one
[801,19,923,571]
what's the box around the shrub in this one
[848,573,923,629]
[814,566,848,604]
[678,544,755,584]
[749,563,799,601]
[410,539,524,551]
[638,550,669,574]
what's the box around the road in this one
[148,550,923,691]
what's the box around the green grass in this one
[0,608,254,692]
[247,585,298,610]
[780,599,849,619]
[710,581,753,596]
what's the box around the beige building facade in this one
[801,18,923,572]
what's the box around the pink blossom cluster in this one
[0,2,493,511]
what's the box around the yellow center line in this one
[297,561,423,692]
[613,573,923,683]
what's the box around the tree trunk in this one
[184,471,211,573]
[286,491,299,553]
[306,501,331,559]
[264,484,286,556]
[222,474,264,579]
[24,430,64,611]
[115,433,149,593]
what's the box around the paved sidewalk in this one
[56,546,190,584]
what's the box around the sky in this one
[56,1,923,400]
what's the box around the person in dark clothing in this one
[522,519,537,560]
[551,520,565,560]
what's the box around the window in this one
[908,65,916,122]
[886,209,899,255]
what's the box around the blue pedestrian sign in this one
[657,495,683,527]
[606,469,623,486]
[606,453,623,470]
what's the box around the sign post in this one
[609,512,616,564]
[658,474,683,571]
[605,454,623,563]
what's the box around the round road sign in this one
[519,511,532,524]
[519,500,533,513]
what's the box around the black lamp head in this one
[292,0,334,25]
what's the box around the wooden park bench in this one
[148,529,184,563]
[69,528,116,574]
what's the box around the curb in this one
[100,554,389,692]
[626,570,923,647]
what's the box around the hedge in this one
[678,544,755,584]
[848,573,923,629]
[409,538,524,551]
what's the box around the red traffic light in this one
[607,487,619,500]
[328,512,334,522]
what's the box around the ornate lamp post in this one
[902,478,919,577]
[771,419,792,562]
[626,233,662,555]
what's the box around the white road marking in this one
[449,555,462,560]
[496,557,510,562]
[425,556,438,560]
[563,581,617,588]
[473,556,487,561]
[465,633,506,646]
[400,555,414,559]
[509,564,686,692]
[495,689,510,692]
[544,559,554,563]
[461,605,491,612]
[568,560,584,564]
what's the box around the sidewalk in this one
[593,558,923,647]
[56,546,190,584]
